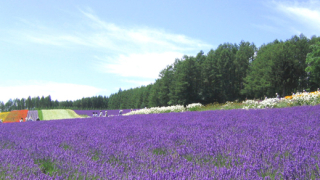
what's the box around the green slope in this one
[41,109,82,120]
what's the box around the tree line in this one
[1,34,320,112]
[0,95,109,112]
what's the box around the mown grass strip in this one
[66,109,82,119]
[38,110,43,120]
[42,109,82,120]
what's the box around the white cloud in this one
[0,81,103,102]
[80,10,210,50]
[96,52,183,79]
[16,10,211,54]
[79,11,211,78]
[272,0,320,31]
[5,9,212,87]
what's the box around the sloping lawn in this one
[41,109,82,120]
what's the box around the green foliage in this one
[88,149,101,161]
[33,158,101,179]
[274,101,291,108]
[243,35,310,98]
[92,153,100,161]
[213,154,232,168]
[187,106,201,111]
[59,143,72,150]
[197,102,244,111]
[306,42,320,89]
[152,148,167,156]
[183,155,193,162]
[107,155,121,164]
[1,141,16,149]
[34,158,58,176]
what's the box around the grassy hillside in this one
[41,109,82,120]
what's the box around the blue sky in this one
[0,0,319,102]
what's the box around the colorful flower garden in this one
[0,110,28,123]
[242,90,320,109]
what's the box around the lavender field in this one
[1,106,320,179]
[74,109,132,117]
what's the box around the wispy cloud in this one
[272,0,320,32]
[253,1,320,36]
[13,9,211,52]
[3,8,212,94]
[79,10,210,52]
[78,11,211,78]
[0,81,103,102]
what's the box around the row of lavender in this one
[74,109,132,117]
[0,106,320,179]
[26,110,38,121]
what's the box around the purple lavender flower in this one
[0,105,319,179]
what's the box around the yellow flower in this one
[0,112,10,121]
[285,96,292,99]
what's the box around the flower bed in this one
[3,110,28,123]
[124,103,203,116]
[243,90,320,109]
[0,112,10,122]
[26,110,38,121]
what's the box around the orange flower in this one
[285,96,292,99]
[3,110,28,123]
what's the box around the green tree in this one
[40,96,45,108]
[0,101,4,112]
[289,34,310,91]
[44,95,52,109]
[234,41,256,100]
[148,80,160,107]
[170,55,196,105]
[306,42,320,89]
[214,43,238,102]
[158,65,174,106]
[201,49,219,103]
[243,37,308,98]
[242,41,277,98]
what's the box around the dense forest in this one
[1,34,320,112]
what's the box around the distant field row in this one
[0,110,77,122]
[0,109,130,123]
[0,110,28,123]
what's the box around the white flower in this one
[186,103,203,109]
[123,103,203,116]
